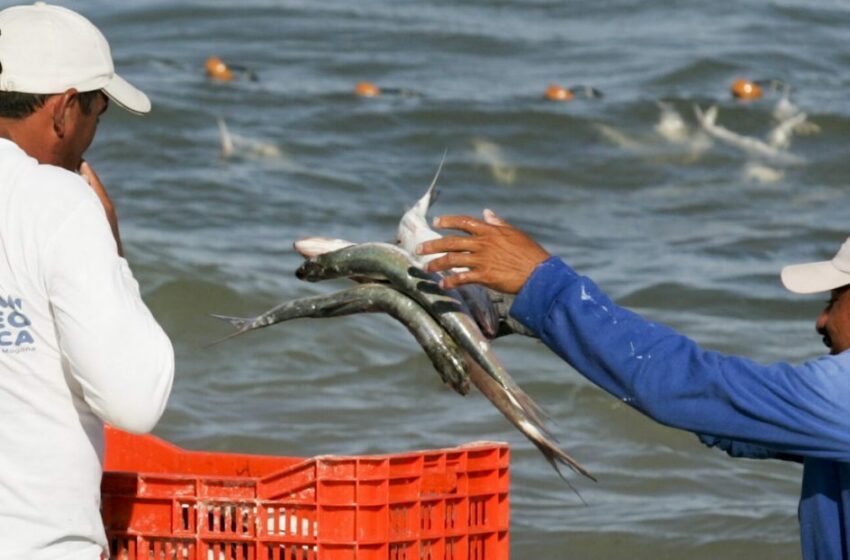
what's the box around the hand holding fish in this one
[212,160,596,490]
[419,209,550,294]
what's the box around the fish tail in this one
[425,149,448,205]
[217,117,235,158]
[523,418,595,503]
[545,455,591,506]
[527,424,596,505]
[210,312,253,330]
[504,382,553,428]
[206,313,258,346]
[537,438,597,483]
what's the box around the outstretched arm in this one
[513,257,850,462]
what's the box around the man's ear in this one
[50,89,79,139]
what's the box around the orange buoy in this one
[544,84,574,102]
[205,56,234,81]
[731,78,763,100]
[354,81,382,97]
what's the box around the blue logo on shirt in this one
[0,296,34,350]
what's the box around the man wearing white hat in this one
[0,3,174,559]
[419,214,850,560]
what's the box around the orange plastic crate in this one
[101,426,510,560]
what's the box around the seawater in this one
[47,0,850,557]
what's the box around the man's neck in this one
[0,112,63,168]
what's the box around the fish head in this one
[293,237,355,258]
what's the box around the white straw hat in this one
[0,2,150,114]
[781,237,850,294]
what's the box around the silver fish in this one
[212,282,593,484]
[466,356,595,485]
[396,154,445,266]
[295,242,549,428]
[293,236,355,258]
[395,156,501,338]
[484,289,535,338]
[693,105,803,164]
[212,283,470,395]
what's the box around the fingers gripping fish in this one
[395,155,501,338]
[294,242,593,483]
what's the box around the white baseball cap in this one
[781,237,850,294]
[0,2,150,114]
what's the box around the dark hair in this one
[0,89,101,119]
[0,92,50,118]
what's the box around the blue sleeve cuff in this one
[509,256,579,336]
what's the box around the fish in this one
[466,356,595,486]
[596,103,710,164]
[483,288,535,338]
[396,154,445,266]
[212,282,594,485]
[742,162,784,184]
[218,117,235,158]
[293,236,356,259]
[654,101,690,143]
[767,110,808,150]
[294,241,549,428]
[211,283,470,395]
[294,241,590,483]
[767,97,819,150]
[295,235,531,338]
[471,139,517,185]
[395,156,501,338]
[217,117,283,159]
[693,105,804,164]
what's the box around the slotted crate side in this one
[102,430,510,560]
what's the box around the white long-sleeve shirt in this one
[0,138,174,559]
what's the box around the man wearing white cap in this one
[419,214,850,560]
[0,3,173,559]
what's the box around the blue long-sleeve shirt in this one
[510,257,850,559]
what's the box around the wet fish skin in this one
[212,283,470,395]
[394,160,501,338]
[295,242,549,427]
[292,244,587,483]
[396,154,445,266]
[212,282,591,486]
[466,356,596,486]
[485,290,535,338]
[693,104,804,164]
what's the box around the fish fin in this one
[535,437,597,483]
[694,104,718,128]
[217,118,235,158]
[210,313,252,330]
[508,384,554,427]
[425,149,448,206]
[527,422,596,504]
[541,449,593,506]
[467,358,588,499]
[206,313,258,346]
